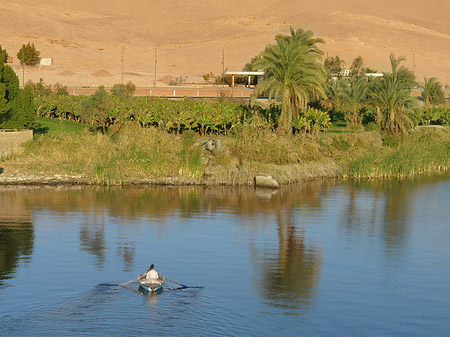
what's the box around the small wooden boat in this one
[138,276,164,293]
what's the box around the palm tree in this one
[370,54,418,135]
[325,79,346,110]
[421,77,438,109]
[421,77,444,109]
[251,27,326,132]
[342,76,368,126]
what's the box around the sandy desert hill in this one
[1,0,450,87]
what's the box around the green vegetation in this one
[111,82,136,97]
[421,77,445,108]
[324,55,345,80]
[80,86,110,133]
[247,27,326,132]
[345,129,450,178]
[11,121,447,185]
[23,124,193,184]
[0,58,36,129]
[342,76,368,126]
[26,78,69,96]
[370,54,417,135]
[0,45,8,64]
[2,27,450,185]
[17,43,40,66]
[35,116,89,134]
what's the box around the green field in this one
[35,117,90,135]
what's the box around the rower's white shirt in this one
[146,269,159,281]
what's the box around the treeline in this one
[30,77,449,138]
[4,26,450,136]
[30,80,332,135]
[245,27,450,135]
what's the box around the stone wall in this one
[0,130,33,158]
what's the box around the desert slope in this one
[1,0,450,86]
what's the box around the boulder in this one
[254,174,280,189]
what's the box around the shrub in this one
[0,45,7,64]
[25,78,52,96]
[111,82,136,97]
[17,43,40,66]
[293,108,331,134]
[420,107,450,126]
[80,86,110,133]
[0,59,36,129]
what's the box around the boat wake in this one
[1,283,122,335]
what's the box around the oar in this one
[162,276,203,289]
[162,276,183,287]
[120,276,140,286]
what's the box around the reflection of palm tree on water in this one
[341,180,416,253]
[252,204,322,313]
[80,221,106,269]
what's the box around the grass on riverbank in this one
[344,128,450,178]
[3,121,450,185]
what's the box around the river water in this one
[0,176,449,336]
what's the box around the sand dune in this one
[1,0,450,86]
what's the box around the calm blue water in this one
[1,176,449,336]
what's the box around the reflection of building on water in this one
[0,188,34,287]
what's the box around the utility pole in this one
[22,48,25,88]
[413,53,416,76]
[222,49,225,88]
[121,47,124,85]
[154,48,157,87]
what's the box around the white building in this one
[39,58,53,66]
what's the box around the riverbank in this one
[0,124,449,186]
[0,159,340,186]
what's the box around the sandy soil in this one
[1,0,450,87]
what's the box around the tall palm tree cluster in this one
[247,27,447,135]
[370,55,418,134]
[247,27,326,132]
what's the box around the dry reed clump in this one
[317,131,383,162]
[228,126,322,166]
[21,123,206,184]
[21,124,185,184]
[116,123,182,178]
[23,130,103,174]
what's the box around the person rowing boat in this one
[120,267,203,290]
[142,264,163,284]
[138,264,164,292]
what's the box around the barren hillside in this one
[1,0,450,86]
